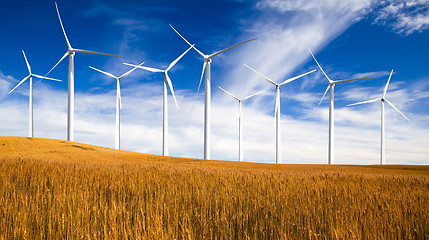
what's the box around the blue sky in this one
[0,0,428,164]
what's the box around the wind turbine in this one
[244,64,316,164]
[123,45,194,156]
[44,2,122,142]
[309,49,374,164]
[218,86,264,162]
[89,62,144,150]
[8,50,61,137]
[170,24,256,160]
[347,69,409,165]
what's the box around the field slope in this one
[0,136,428,239]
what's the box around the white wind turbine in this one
[89,62,144,150]
[44,2,122,142]
[8,50,61,137]
[170,24,256,160]
[244,64,316,164]
[218,86,264,162]
[347,69,409,165]
[124,45,194,156]
[309,49,374,165]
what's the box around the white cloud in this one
[219,0,378,105]
[0,71,14,98]
[373,0,429,35]
[256,0,373,13]
[1,78,428,165]
[352,70,391,79]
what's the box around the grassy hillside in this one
[0,137,428,239]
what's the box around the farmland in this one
[0,137,428,239]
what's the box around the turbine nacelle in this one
[218,86,265,103]
[244,64,316,87]
[170,24,256,99]
[310,48,375,107]
[123,45,194,110]
[89,61,144,110]
[244,64,316,119]
[45,2,122,79]
[9,51,61,95]
[347,69,409,121]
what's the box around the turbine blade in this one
[165,73,179,110]
[169,24,205,58]
[44,52,69,77]
[190,61,207,111]
[209,38,256,58]
[383,69,393,98]
[196,61,207,97]
[346,98,380,106]
[22,50,31,74]
[8,75,30,94]
[119,61,144,79]
[334,77,374,84]
[244,64,277,86]
[73,49,122,58]
[242,90,265,101]
[218,86,240,101]
[169,24,192,45]
[55,2,72,49]
[123,63,164,73]
[274,90,280,118]
[309,48,331,82]
[118,80,122,109]
[32,74,62,82]
[166,44,194,71]
[385,99,409,121]
[280,69,316,86]
[89,66,117,79]
[318,85,330,107]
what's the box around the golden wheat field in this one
[0,137,428,239]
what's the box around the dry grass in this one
[0,137,428,239]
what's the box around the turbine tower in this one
[8,50,61,137]
[244,64,316,164]
[44,2,122,142]
[309,49,374,165]
[170,24,256,160]
[218,86,264,162]
[124,45,194,156]
[347,69,409,164]
[89,62,144,150]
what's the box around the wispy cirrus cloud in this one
[372,0,429,35]
[222,0,377,100]
[0,71,14,98]
[352,70,392,79]
[255,0,374,13]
